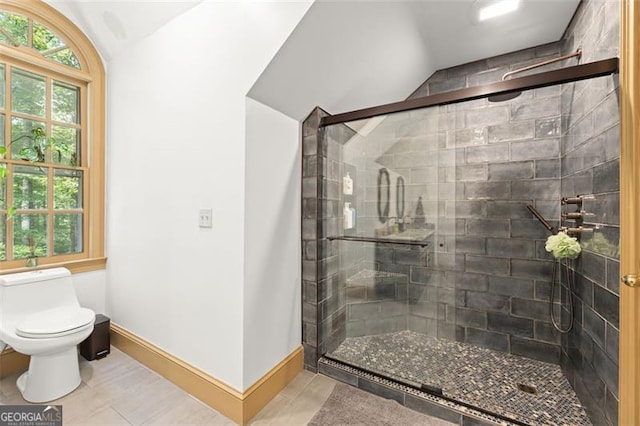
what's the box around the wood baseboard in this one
[0,348,30,379]
[241,343,304,422]
[110,323,303,425]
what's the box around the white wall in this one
[45,0,201,63]
[105,1,311,391]
[243,98,301,389]
[248,1,436,121]
[74,270,106,314]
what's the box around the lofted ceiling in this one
[45,0,202,62]
[248,0,581,120]
[45,0,580,121]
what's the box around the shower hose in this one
[550,258,574,333]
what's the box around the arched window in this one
[0,1,105,273]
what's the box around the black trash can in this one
[79,314,110,361]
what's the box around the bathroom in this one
[0,0,638,424]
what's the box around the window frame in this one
[0,0,105,274]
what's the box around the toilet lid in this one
[15,307,94,338]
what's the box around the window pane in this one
[33,22,65,52]
[0,12,28,46]
[52,81,79,124]
[13,165,47,209]
[13,214,47,259]
[54,169,82,209]
[0,167,5,210]
[11,117,45,161]
[46,48,80,69]
[11,68,46,117]
[0,64,5,108]
[0,215,5,261]
[0,113,5,148]
[51,125,79,165]
[54,213,82,255]
[1,115,5,208]
[0,32,11,46]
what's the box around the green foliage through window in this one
[0,2,100,269]
[1,63,83,263]
[0,12,80,69]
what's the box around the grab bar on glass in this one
[327,235,429,247]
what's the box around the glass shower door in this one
[323,105,453,394]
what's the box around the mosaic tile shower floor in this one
[328,330,591,425]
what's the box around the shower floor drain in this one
[516,383,538,395]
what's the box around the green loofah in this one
[545,231,582,259]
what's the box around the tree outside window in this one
[0,5,103,271]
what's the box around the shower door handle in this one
[622,274,638,287]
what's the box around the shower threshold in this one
[324,330,591,426]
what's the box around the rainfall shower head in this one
[488,91,522,102]
[488,48,582,102]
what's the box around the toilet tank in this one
[0,268,80,320]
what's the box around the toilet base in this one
[17,346,82,403]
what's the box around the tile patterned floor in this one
[0,345,451,425]
[329,330,592,426]
[0,347,236,425]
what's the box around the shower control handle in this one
[563,212,584,220]
[562,194,595,205]
[622,274,638,287]
[562,197,582,205]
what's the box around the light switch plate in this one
[199,209,212,228]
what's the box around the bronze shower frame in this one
[319,57,619,127]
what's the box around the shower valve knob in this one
[562,197,582,205]
[563,227,594,236]
[563,212,584,220]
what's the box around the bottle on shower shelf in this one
[350,203,356,228]
[343,172,353,195]
[415,196,426,228]
[343,202,355,230]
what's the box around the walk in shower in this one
[302,36,621,425]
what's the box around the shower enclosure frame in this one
[302,52,626,423]
[303,2,640,422]
[320,58,618,127]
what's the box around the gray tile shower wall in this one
[320,122,358,358]
[301,107,324,372]
[402,42,567,361]
[302,108,368,372]
[302,108,356,372]
[345,268,410,337]
[560,1,620,425]
[305,3,619,425]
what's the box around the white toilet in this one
[0,268,95,402]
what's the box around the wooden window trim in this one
[619,0,640,423]
[0,0,105,274]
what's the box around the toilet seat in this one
[15,307,94,339]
